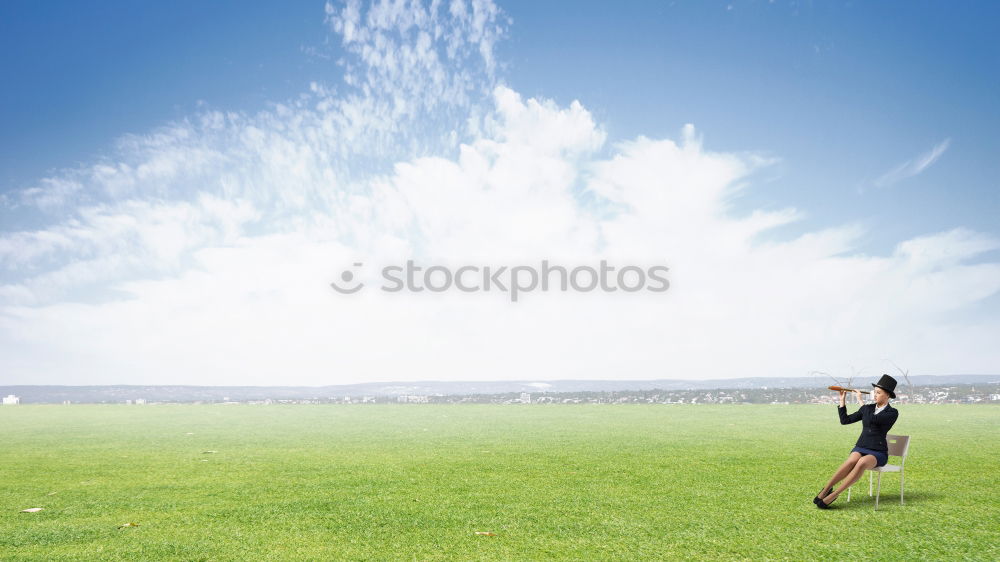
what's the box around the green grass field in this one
[1,404,997,560]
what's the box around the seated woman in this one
[815,374,899,509]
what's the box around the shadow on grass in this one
[829,489,943,510]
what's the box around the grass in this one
[1,404,997,560]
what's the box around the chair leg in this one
[847,482,851,502]
[900,469,905,505]
[874,472,882,510]
[869,470,873,496]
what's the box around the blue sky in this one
[3,1,997,250]
[502,1,1000,250]
[1,0,998,385]
[1,2,326,193]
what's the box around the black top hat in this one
[872,374,897,399]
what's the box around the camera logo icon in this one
[330,262,364,294]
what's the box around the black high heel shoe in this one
[813,486,834,505]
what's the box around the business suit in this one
[838,402,898,452]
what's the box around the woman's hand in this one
[853,390,864,405]
[839,390,847,406]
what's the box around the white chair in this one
[847,434,910,510]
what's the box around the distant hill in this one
[2,374,998,404]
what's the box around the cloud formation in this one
[1,2,997,385]
[874,138,951,188]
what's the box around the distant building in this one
[2,394,20,405]
[520,392,531,404]
[135,398,147,405]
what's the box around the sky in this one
[1,0,998,386]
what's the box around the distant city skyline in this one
[1,373,997,404]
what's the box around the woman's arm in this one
[837,390,863,424]
[877,407,899,432]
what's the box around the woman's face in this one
[872,387,889,404]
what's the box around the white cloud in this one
[874,138,951,188]
[17,177,84,211]
[1,2,997,385]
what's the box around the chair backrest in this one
[887,434,909,458]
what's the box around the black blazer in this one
[838,403,899,452]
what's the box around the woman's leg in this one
[823,454,878,504]
[820,452,861,497]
